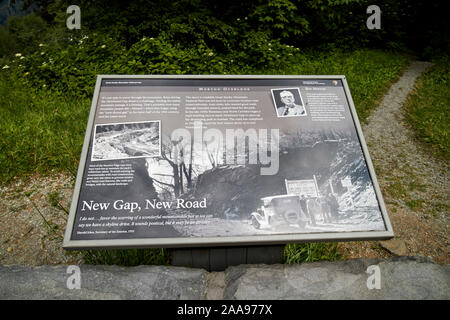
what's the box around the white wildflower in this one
[101,44,106,48]
[2,65,9,69]
[15,53,22,57]
[208,52,213,56]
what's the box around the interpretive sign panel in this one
[63,75,393,249]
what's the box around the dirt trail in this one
[339,61,449,264]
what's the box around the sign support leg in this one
[169,245,285,271]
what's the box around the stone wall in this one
[0,256,448,300]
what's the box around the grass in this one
[403,56,450,159]
[284,242,343,264]
[82,248,170,266]
[0,75,90,184]
[0,49,409,266]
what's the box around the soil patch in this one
[0,173,82,265]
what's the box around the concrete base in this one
[0,256,448,300]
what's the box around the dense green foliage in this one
[403,57,450,158]
[2,0,448,65]
[0,26,17,57]
[6,13,48,52]
[30,0,449,58]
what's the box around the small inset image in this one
[92,120,161,161]
[271,88,307,117]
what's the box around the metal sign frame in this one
[63,75,394,250]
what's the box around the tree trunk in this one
[179,164,184,194]
[173,165,180,197]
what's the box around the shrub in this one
[14,33,126,96]
[16,0,449,59]
[6,13,49,54]
[5,28,302,97]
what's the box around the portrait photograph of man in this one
[271,88,307,117]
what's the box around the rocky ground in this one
[0,173,82,265]
[0,61,448,266]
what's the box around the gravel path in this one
[0,61,448,265]
[339,61,449,264]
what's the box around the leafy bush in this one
[0,26,17,57]
[124,37,229,75]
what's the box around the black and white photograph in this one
[141,130,386,238]
[91,120,161,161]
[271,88,307,117]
